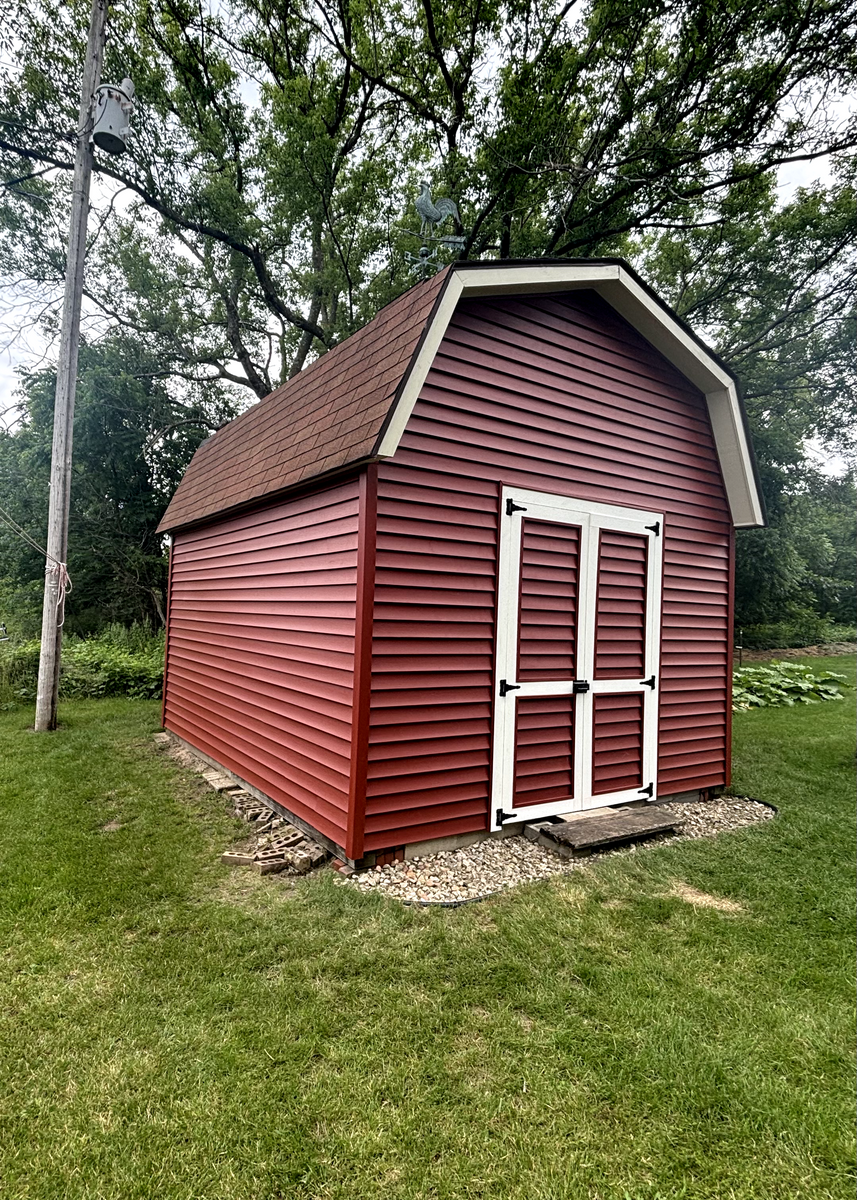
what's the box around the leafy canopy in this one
[0,0,854,634]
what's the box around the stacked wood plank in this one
[154,731,329,875]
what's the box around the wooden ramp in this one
[523,807,681,858]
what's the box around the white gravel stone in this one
[339,796,775,905]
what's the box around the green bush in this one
[738,617,857,650]
[0,624,165,706]
[733,661,849,710]
[0,639,42,706]
[60,640,165,700]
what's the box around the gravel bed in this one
[337,796,775,905]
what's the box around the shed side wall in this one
[364,290,732,851]
[163,479,360,848]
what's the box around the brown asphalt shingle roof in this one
[157,268,449,532]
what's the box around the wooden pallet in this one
[524,807,681,858]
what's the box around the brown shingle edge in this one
[157,269,450,534]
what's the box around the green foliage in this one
[734,471,857,633]
[740,619,857,651]
[0,623,164,706]
[0,0,854,636]
[732,661,848,711]
[59,637,165,700]
[0,576,44,640]
[0,336,236,632]
[0,637,40,706]
[1,0,854,389]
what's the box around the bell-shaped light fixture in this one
[91,77,135,155]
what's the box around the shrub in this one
[733,661,849,711]
[738,617,857,650]
[0,624,165,706]
[60,640,165,700]
[0,639,42,706]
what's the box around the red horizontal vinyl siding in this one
[163,480,360,849]
[363,289,732,851]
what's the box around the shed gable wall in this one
[363,290,732,852]
[163,479,360,847]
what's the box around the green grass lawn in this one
[0,658,854,1200]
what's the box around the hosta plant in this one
[733,661,848,711]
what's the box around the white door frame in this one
[490,487,664,831]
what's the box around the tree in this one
[1,0,855,636]
[1,0,854,393]
[636,171,856,632]
[0,335,235,631]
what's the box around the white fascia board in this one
[377,263,764,528]
[459,262,622,295]
[376,272,464,458]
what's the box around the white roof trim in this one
[376,263,764,528]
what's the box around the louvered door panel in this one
[513,696,574,806]
[594,530,648,678]
[592,693,644,794]
[517,519,580,681]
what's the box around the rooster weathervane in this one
[415,181,461,236]
[400,181,467,278]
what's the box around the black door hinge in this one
[496,808,520,825]
[640,675,656,689]
[638,782,654,799]
[506,498,527,516]
[572,679,590,694]
[499,679,521,696]
[645,521,661,535]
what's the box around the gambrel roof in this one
[158,260,765,533]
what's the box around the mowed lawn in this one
[0,658,854,1200]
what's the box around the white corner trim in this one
[376,262,764,528]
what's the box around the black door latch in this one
[572,680,590,694]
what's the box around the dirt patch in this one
[669,882,745,913]
[100,819,123,833]
[740,642,856,662]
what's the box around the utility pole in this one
[34,0,108,731]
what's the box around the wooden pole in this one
[34,0,108,731]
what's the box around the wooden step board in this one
[524,807,681,858]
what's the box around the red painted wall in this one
[163,479,360,848]
[361,290,732,852]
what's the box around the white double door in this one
[490,488,663,831]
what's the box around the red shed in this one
[157,260,765,866]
